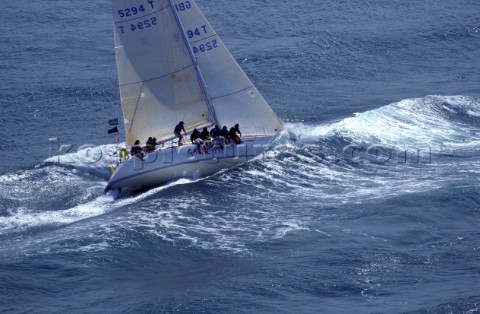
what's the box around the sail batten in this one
[190,34,217,45]
[118,65,194,87]
[210,86,254,101]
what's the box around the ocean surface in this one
[1,0,480,312]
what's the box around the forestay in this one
[175,0,284,136]
[113,0,213,145]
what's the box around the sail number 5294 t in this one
[117,17,158,34]
[117,1,155,18]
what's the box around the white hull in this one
[105,135,274,194]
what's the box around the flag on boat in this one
[108,126,118,134]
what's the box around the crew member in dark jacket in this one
[229,125,242,144]
[174,121,187,146]
[130,140,144,158]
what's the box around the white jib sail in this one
[112,0,213,146]
[173,0,284,136]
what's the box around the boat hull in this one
[105,135,274,194]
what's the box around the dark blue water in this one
[1,0,480,312]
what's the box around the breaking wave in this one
[292,95,480,152]
[1,95,479,253]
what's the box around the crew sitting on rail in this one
[208,124,225,148]
[210,124,221,138]
[220,126,230,144]
[200,127,210,141]
[130,140,144,159]
[229,123,243,144]
[234,123,242,137]
[190,128,206,152]
[190,128,200,143]
[146,137,156,153]
[200,127,213,149]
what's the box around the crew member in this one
[174,121,187,146]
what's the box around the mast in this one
[168,0,218,126]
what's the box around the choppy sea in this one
[1,0,480,312]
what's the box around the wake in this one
[1,95,479,253]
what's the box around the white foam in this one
[0,175,200,239]
[285,95,480,150]
[3,95,479,255]
[44,143,120,178]
[0,193,115,236]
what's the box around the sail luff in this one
[168,0,218,125]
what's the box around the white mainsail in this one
[174,0,284,136]
[113,0,213,145]
[112,0,283,146]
